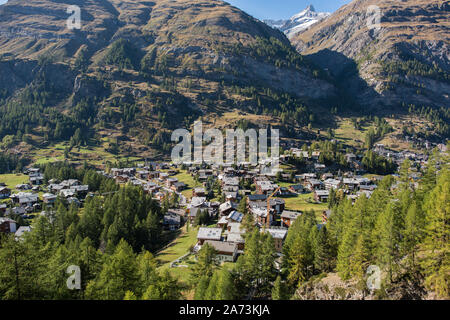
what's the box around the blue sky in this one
[0,0,350,19]
[226,0,350,20]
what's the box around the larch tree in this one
[373,203,401,283]
[272,275,289,300]
[420,169,449,298]
[401,201,425,271]
[314,225,333,273]
[337,206,359,280]
[215,269,236,300]
[194,275,210,300]
[85,239,140,300]
[190,243,218,282]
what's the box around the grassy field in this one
[276,181,293,188]
[206,110,282,131]
[156,224,199,267]
[282,192,328,221]
[155,223,198,299]
[334,118,371,148]
[173,170,202,200]
[334,116,430,153]
[156,222,238,299]
[28,141,144,167]
[0,173,29,191]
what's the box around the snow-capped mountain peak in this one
[264,5,330,39]
[291,5,316,20]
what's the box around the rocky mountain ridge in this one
[264,5,330,39]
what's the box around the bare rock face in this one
[291,0,450,110]
[294,272,434,300]
[294,274,369,300]
[0,60,36,94]
[264,5,331,40]
[0,58,74,102]
[72,74,109,103]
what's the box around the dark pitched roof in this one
[248,194,267,201]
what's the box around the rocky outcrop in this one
[294,272,435,300]
[264,5,330,39]
[72,74,110,103]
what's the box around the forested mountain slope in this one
[0,0,336,158]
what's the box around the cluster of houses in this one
[88,157,384,263]
[186,167,289,262]
[186,142,448,263]
[1,132,445,267]
[286,148,364,173]
[0,142,411,262]
[187,161,383,263]
[300,173,379,203]
[92,162,297,262]
[401,132,448,154]
[373,144,426,165]
[0,168,90,239]
[0,216,32,241]
[100,164,187,198]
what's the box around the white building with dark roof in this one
[204,240,238,262]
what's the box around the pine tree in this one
[78,197,104,247]
[420,169,449,298]
[148,269,181,300]
[373,203,400,283]
[328,187,337,209]
[32,214,58,246]
[85,239,140,300]
[350,233,371,280]
[0,235,32,300]
[259,233,276,294]
[283,211,315,286]
[241,212,255,237]
[44,244,78,299]
[194,275,210,300]
[204,271,219,300]
[124,291,137,300]
[235,229,276,298]
[238,196,248,214]
[337,208,359,280]
[215,269,236,300]
[314,226,332,273]
[272,275,288,300]
[287,233,308,286]
[191,243,218,282]
[399,159,412,184]
[420,159,437,194]
[402,201,425,271]
[309,224,319,258]
[137,250,158,296]
[145,211,162,252]
[142,284,161,300]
